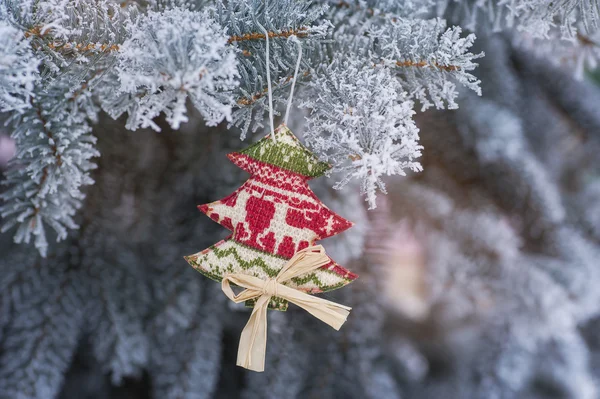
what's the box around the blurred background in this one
[2,32,600,399]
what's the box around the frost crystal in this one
[106,8,239,131]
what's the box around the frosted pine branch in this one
[301,59,422,209]
[329,1,484,110]
[0,93,98,257]
[375,19,483,110]
[99,8,239,131]
[296,12,481,201]
[0,0,133,256]
[3,0,133,71]
[0,21,39,113]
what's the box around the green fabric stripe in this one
[197,241,352,283]
[206,244,282,277]
[239,125,330,178]
[185,242,355,311]
[235,241,289,260]
[290,273,352,291]
[184,256,225,283]
[184,253,289,311]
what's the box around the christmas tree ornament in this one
[184,29,357,372]
[184,124,358,371]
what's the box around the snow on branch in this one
[373,18,483,110]
[0,21,39,113]
[330,0,435,20]
[330,2,484,111]
[99,8,239,131]
[292,10,481,202]
[2,0,133,72]
[301,59,422,209]
[0,0,127,256]
[0,92,98,257]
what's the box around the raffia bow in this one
[221,245,352,372]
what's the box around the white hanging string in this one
[284,35,302,126]
[256,21,276,142]
[256,25,303,142]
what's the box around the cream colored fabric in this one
[221,245,352,372]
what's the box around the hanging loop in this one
[256,21,276,142]
[284,35,302,126]
[256,26,303,141]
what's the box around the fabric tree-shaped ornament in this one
[184,124,358,371]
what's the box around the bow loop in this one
[277,244,331,281]
[221,245,352,372]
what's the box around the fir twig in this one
[228,27,309,43]
[392,60,460,71]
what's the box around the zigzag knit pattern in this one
[184,124,358,310]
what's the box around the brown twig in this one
[27,72,97,224]
[25,26,120,54]
[23,26,49,39]
[29,101,62,224]
[577,32,599,47]
[26,25,312,55]
[393,60,460,71]
[236,57,460,107]
[68,69,106,102]
[228,27,310,44]
[47,41,120,53]
[33,104,62,168]
[237,76,294,105]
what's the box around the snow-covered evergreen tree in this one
[1,0,600,398]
